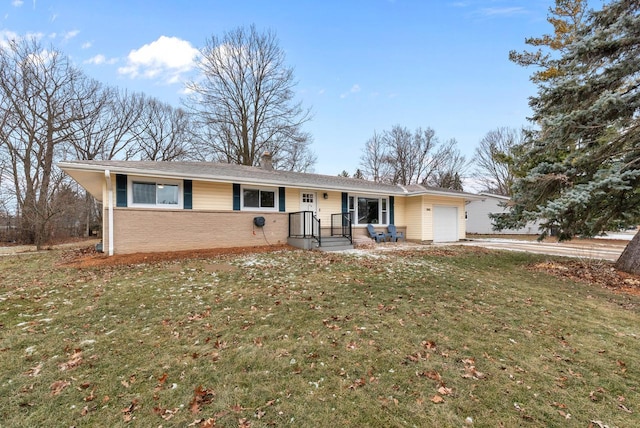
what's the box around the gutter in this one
[105,170,114,256]
[59,161,484,199]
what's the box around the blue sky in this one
[1,0,570,179]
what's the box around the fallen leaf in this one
[153,406,180,421]
[422,340,437,349]
[347,378,366,389]
[190,385,215,413]
[438,386,453,396]
[558,410,571,419]
[59,349,83,371]
[417,370,443,383]
[431,395,444,404]
[618,403,632,413]
[25,363,43,377]
[200,418,216,428]
[84,389,96,402]
[50,380,71,396]
[122,399,139,422]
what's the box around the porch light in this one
[323,193,328,199]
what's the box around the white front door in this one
[300,192,318,235]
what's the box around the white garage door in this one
[433,206,458,242]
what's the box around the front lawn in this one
[1,246,638,427]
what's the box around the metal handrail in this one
[288,211,321,245]
[330,212,353,243]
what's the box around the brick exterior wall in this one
[109,208,289,254]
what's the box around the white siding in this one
[466,195,540,234]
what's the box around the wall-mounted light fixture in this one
[323,193,328,199]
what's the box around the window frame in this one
[348,194,389,226]
[128,176,183,209]
[241,185,279,211]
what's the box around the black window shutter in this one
[389,196,395,225]
[233,183,241,211]
[279,187,286,212]
[184,180,193,209]
[116,174,127,207]
[341,192,348,213]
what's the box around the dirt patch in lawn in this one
[530,260,640,296]
[59,244,294,268]
[58,242,640,297]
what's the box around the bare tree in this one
[426,139,469,190]
[132,97,192,161]
[361,125,451,185]
[383,125,415,185]
[473,127,524,196]
[185,25,314,170]
[68,88,146,162]
[272,133,317,172]
[0,38,100,248]
[360,131,388,182]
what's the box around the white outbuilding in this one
[466,193,541,235]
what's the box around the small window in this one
[133,182,156,204]
[242,186,277,210]
[243,189,260,208]
[130,179,181,207]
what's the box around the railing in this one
[330,212,353,243]
[288,211,321,246]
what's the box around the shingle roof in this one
[58,160,480,199]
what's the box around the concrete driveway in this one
[458,238,629,261]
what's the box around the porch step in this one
[318,236,354,252]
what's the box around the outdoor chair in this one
[387,224,404,242]
[367,224,388,243]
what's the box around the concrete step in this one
[317,236,354,252]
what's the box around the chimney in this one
[261,152,273,170]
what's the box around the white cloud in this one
[118,35,199,84]
[84,54,117,65]
[81,41,92,49]
[63,30,79,41]
[340,84,361,99]
[25,31,44,40]
[12,0,24,7]
[0,30,18,48]
[478,7,527,17]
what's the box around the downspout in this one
[105,170,114,256]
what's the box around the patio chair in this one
[367,224,388,243]
[387,224,404,242]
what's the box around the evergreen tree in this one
[509,0,588,82]
[499,0,640,273]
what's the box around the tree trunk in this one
[615,229,640,275]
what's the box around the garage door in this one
[433,206,458,242]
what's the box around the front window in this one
[242,187,277,210]
[131,180,180,206]
[349,195,388,225]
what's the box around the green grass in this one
[1,246,639,427]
